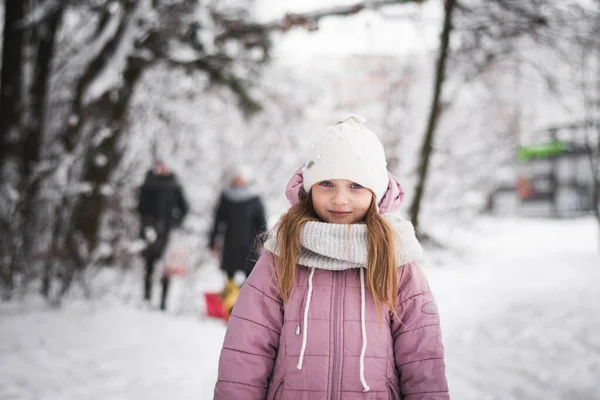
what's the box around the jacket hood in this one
[284,166,405,213]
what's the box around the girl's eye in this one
[350,183,364,189]
[319,181,334,187]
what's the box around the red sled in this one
[204,292,229,321]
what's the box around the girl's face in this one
[310,179,373,224]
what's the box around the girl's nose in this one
[332,190,349,205]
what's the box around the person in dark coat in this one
[209,165,267,283]
[137,161,189,310]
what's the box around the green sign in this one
[517,141,568,161]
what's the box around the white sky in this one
[254,0,444,64]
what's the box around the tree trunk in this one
[60,56,147,298]
[0,0,25,168]
[408,0,456,231]
[22,4,63,179]
[596,43,600,253]
[54,2,129,269]
[16,4,65,293]
[41,205,61,298]
[592,136,600,251]
[51,1,151,299]
[0,0,25,299]
[68,59,146,254]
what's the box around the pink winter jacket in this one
[214,169,449,400]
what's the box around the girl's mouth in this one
[328,210,352,216]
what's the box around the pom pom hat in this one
[302,115,389,203]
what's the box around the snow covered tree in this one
[0,0,422,302]
[407,0,594,234]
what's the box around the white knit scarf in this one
[263,213,423,392]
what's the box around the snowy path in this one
[0,217,599,399]
[433,217,600,400]
[0,306,226,400]
[447,290,600,400]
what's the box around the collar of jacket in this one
[222,182,261,203]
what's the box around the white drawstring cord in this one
[297,267,315,370]
[297,266,370,393]
[359,268,370,392]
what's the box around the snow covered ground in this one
[1,216,599,400]
[432,217,600,400]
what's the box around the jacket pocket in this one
[387,382,401,400]
[271,380,284,400]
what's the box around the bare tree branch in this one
[217,0,422,42]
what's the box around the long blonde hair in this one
[274,190,399,321]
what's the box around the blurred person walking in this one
[208,165,267,313]
[137,161,189,310]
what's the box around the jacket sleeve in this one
[136,174,151,216]
[208,194,226,248]
[390,262,450,400]
[175,183,189,220]
[214,252,283,399]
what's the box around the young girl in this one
[214,116,449,400]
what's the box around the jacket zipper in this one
[387,382,398,400]
[273,380,284,400]
[330,273,343,400]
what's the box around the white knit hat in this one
[302,115,389,202]
[228,164,254,183]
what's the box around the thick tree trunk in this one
[0,0,24,168]
[0,0,25,299]
[16,4,65,294]
[60,56,147,298]
[54,3,129,271]
[408,0,456,231]
[22,5,63,179]
[68,60,145,255]
[51,1,152,300]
